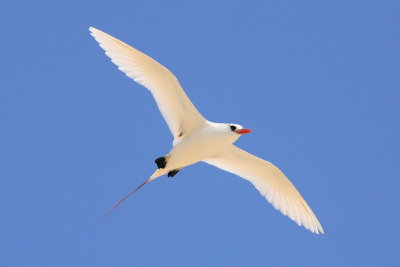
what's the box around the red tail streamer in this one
[98,178,151,222]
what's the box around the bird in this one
[89,27,324,234]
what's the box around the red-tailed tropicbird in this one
[89,27,324,234]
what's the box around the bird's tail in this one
[98,169,166,222]
[149,168,166,180]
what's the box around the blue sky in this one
[2,0,399,266]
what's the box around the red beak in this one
[235,129,252,135]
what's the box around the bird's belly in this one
[166,134,231,170]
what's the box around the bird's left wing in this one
[89,27,206,141]
[204,145,324,234]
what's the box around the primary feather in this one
[89,27,206,142]
[205,145,324,234]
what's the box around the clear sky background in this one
[2,1,399,266]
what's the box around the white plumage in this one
[90,27,205,144]
[90,27,324,234]
[205,145,323,234]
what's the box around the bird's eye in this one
[230,125,237,131]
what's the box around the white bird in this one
[89,27,324,234]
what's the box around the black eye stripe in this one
[230,125,236,131]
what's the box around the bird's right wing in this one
[89,27,206,141]
[204,145,324,234]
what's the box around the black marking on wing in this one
[155,156,167,169]
[167,169,180,177]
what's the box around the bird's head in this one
[227,124,252,136]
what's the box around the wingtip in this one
[315,218,325,234]
[88,27,102,36]
[318,227,325,235]
[312,225,324,235]
[312,222,324,235]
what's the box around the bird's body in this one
[89,27,324,234]
[153,122,243,178]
